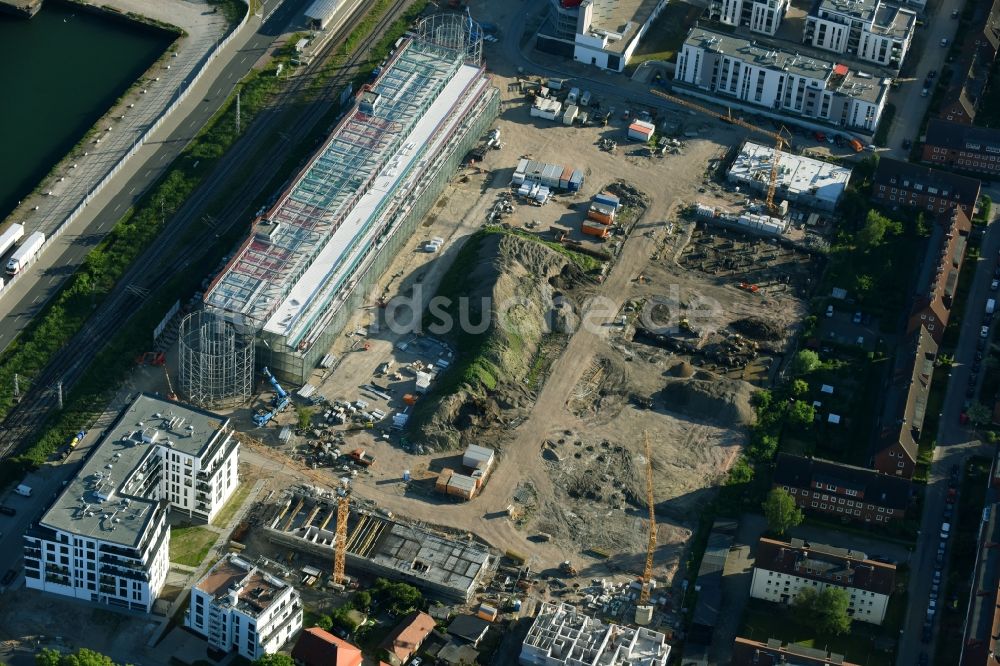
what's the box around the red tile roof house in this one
[379,611,436,665]
[292,627,362,666]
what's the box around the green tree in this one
[315,614,333,630]
[749,433,778,462]
[353,590,372,611]
[967,402,992,428]
[787,400,815,428]
[793,586,852,635]
[62,651,117,666]
[854,274,874,300]
[296,405,314,430]
[791,379,809,397]
[373,578,423,615]
[791,350,821,376]
[35,650,62,666]
[253,655,294,666]
[857,209,892,250]
[762,488,803,535]
[330,606,359,633]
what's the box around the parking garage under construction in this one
[264,490,493,601]
[202,17,501,383]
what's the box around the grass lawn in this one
[628,1,702,67]
[169,525,218,567]
[211,482,252,528]
[741,600,894,666]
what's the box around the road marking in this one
[48,277,58,285]
[160,154,169,163]
[129,186,137,194]
[241,56,249,65]
[33,296,42,304]
[114,204,122,213]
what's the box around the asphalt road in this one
[897,213,1000,665]
[884,0,965,157]
[0,0,309,351]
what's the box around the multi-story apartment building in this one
[732,637,859,666]
[23,394,240,612]
[907,208,971,345]
[922,119,1000,177]
[751,537,897,625]
[937,0,1000,124]
[872,157,982,218]
[872,326,936,478]
[708,0,788,35]
[187,554,302,660]
[674,26,890,135]
[537,0,670,72]
[773,453,912,524]
[803,0,915,69]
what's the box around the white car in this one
[982,325,991,338]
[991,278,999,291]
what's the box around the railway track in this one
[0,0,414,461]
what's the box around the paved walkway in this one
[3,0,229,241]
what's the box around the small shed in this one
[627,119,655,142]
[828,413,841,424]
[820,384,834,394]
[446,614,490,647]
[415,371,433,393]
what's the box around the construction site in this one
[9,4,845,653]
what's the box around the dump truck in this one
[349,449,376,467]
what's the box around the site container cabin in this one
[594,192,621,211]
[627,120,655,142]
[447,473,477,499]
[581,221,610,238]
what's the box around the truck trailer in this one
[6,231,44,276]
[0,224,24,259]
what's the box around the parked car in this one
[928,70,938,78]
[0,506,14,517]
[902,138,912,150]
[921,88,930,97]
[826,305,834,317]
[952,8,960,17]
[991,278,999,291]
[853,311,862,324]
[982,325,991,338]
[922,622,933,643]
[941,37,949,46]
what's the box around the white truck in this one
[6,231,44,276]
[567,87,580,105]
[0,224,24,259]
[14,484,31,497]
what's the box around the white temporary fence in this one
[3,1,252,297]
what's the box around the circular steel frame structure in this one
[178,310,255,408]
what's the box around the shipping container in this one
[530,98,562,120]
[436,468,454,492]
[512,171,525,185]
[447,473,477,499]
[559,166,575,189]
[581,221,610,238]
[464,444,495,470]
[563,104,578,125]
[628,120,655,142]
[478,603,499,621]
[589,202,616,218]
[541,164,563,188]
[594,192,620,211]
[587,210,614,225]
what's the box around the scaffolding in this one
[178,310,255,408]
[417,11,483,66]
[203,26,500,383]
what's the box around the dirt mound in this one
[413,231,581,449]
[660,376,757,427]
[730,317,782,341]
[668,361,696,378]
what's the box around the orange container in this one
[587,210,613,225]
[581,221,609,238]
[403,393,417,406]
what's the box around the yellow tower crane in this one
[647,89,793,214]
[635,431,657,625]
[333,490,349,586]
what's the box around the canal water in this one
[0,0,173,221]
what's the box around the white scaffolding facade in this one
[204,23,499,382]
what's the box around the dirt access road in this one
[343,143,733,574]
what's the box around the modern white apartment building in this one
[674,26,890,136]
[23,394,240,612]
[709,0,788,35]
[750,537,897,625]
[803,0,915,68]
[519,602,671,665]
[187,554,303,660]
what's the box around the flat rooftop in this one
[196,554,291,617]
[871,3,915,38]
[585,0,664,53]
[729,141,852,204]
[39,394,228,547]
[684,27,887,104]
[817,0,880,20]
[204,38,486,349]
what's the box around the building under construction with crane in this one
[727,140,852,211]
[202,16,500,383]
[263,488,493,602]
